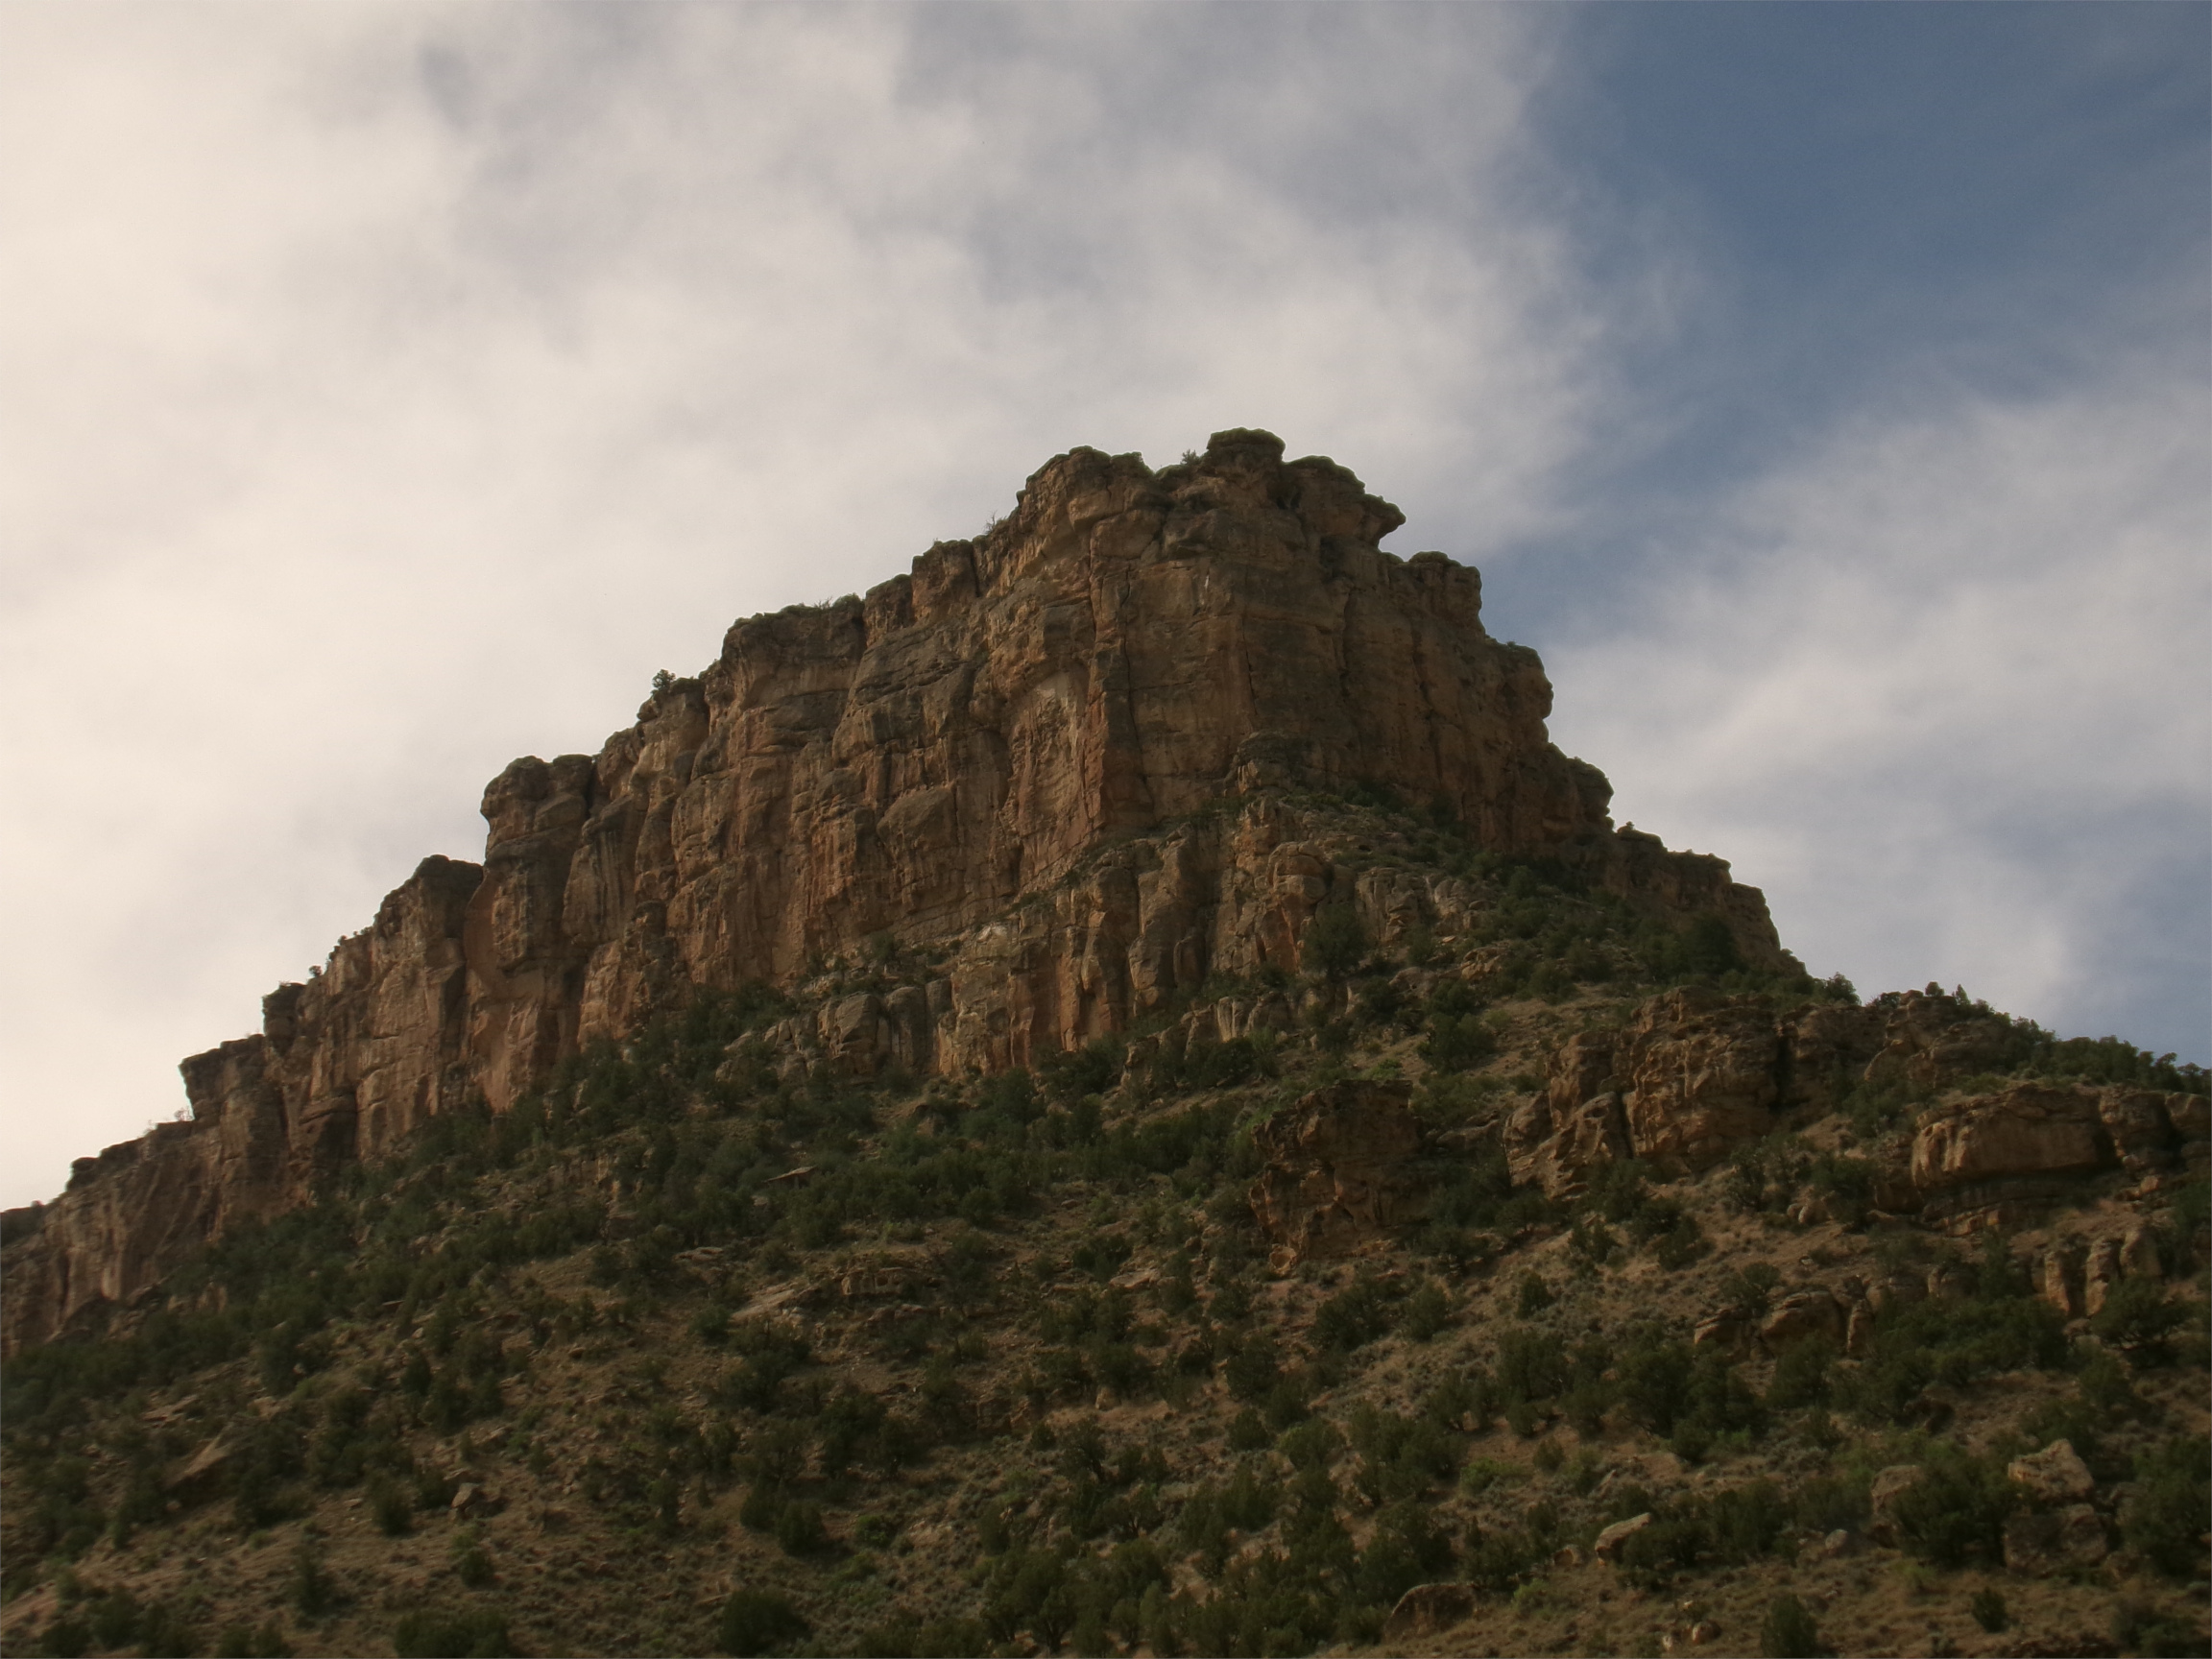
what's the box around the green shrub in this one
[213,1621,293,1658]
[774,1499,830,1556]
[1971,1589,2008,1633]
[2112,1599,2211,1658]
[368,1474,413,1537]
[2091,1278,2191,1366]
[1888,1444,2012,1567]
[718,1590,809,1657]
[1422,1013,1497,1073]
[2122,1435,2212,1579]
[1765,1337,1837,1409]
[1313,1278,1396,1352]
[1761,1593,1826,1658]
[391,1607,514,1658]
[291,1545,344,1619]
[1223,1331,1284,1402]
[1302,907,1367,981]
[1400,1281,1451,1341]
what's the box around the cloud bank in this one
[1550,363,2209,1052]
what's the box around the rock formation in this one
[1,429,1792,1353]
[1247,1080,1427,1265]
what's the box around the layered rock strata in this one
[4,429,1781,1353]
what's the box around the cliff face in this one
[2,429,1781,1353]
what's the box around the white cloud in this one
[0,4,1608,1207]
[1549,365,2211,1053]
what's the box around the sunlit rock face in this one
[3,429,1789,1353]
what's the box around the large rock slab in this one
[1910,1083,2118,1224]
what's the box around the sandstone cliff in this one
[3,429,1784,1354]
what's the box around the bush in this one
[2091,1278,2191,1366]
[1302,907,1367,982]
[1313,1278,1395,1352]
[213,1622,292,1658]
[1422,1014,1496,1073]
[368,1475,413,1537]
[1761,1593,1826,1658]
[774,1500,830,1556]
[718,1590,809,1657]
[1971,1589,2008,1633]
[2111,1599,2211,1658]
[391,1608,514,1659]
[291,1545,344,1619]
[1888,1444,2012,1567]
[2122,1435,2212,1580]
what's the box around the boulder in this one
[2118,1224,2161,1281]
[449,1482,503,1518]
[1867,1465,1924,1546]
[2002,1503,2107,1576]
[164,1434,237,1504]
[2008,1440,2095,1507]
[1760,1290,1846,1348]
[1594,1512,1654,1560]
[2083,1238,2124,1316]
[2038,1246,2083,1318]
[1844,1305,1875,1357]
[1382,1582,1476,1643]
[1694,1310,1750,1351]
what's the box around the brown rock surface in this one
[1759,1289,1847,1349]
[1247,1080,1425,1263]
[2008,1439,2096,1507]
[3,432,1789,1354]
[2002,1503,2108,1575]
[1909,1082,2117,1221]
[1866,1465,1924,1546]
[1594,1511,1655,1559]
[1616,989,1787,1172]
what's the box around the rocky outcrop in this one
[1247,1080,1425,1265]
[1909,1082,2202,1225]
[4,430,1787,1355]
[1506,987,2207,1214]
[1510,988,1880,1196]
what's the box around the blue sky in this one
[3,3,2205,1208]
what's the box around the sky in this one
[2,3,2205,1211]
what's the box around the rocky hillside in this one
[3,433,2205,1659]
